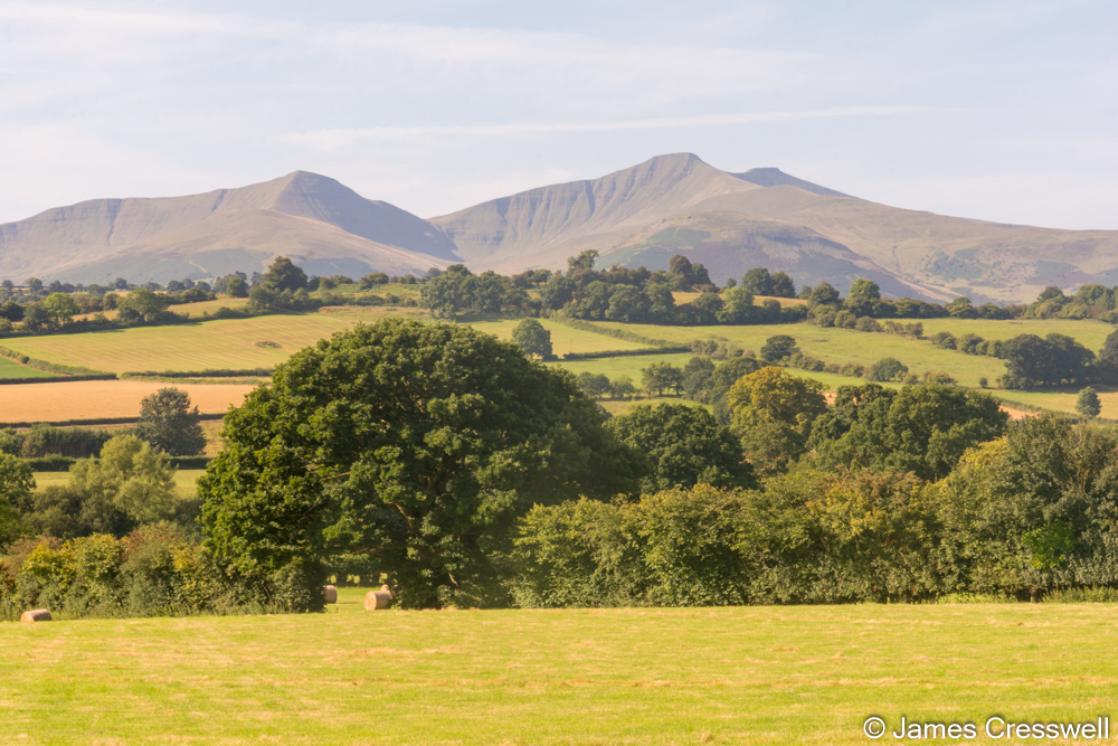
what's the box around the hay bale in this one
[323,585,338,604]
[20,609,52,623]
[364,585,394,611]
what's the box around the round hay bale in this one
[20,609,52,623]
[364,585,394,611]
[323,585,338,604]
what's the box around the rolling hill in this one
[4,154,1118,301]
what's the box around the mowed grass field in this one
[2,595,1116,745]
[0,381,254,423]
[33,469,205,498]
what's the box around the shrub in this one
[866,357,909,382]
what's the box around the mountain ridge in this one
[3,154,1118,302]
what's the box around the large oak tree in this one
[200,319,634,608]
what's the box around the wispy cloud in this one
[279,106,969,150]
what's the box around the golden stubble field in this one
[0,380,254,423]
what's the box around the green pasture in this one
[0,307,425,374]
[917,317,1116,350]
[597,396,707,415]
[588,321,1007,387]
[466,318,651,355]
[2,596,1116,744]
[552,352,695,380]
[0,355,51,379]
[33,469,205,499]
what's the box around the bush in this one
[866,357,909,382]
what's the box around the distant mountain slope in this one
[0,171,455,283]
[431,154,1118,302]
[5,155,1118,301]
[732,167,847,197]
[432,153,757,267]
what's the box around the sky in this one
[1,0,1116,228]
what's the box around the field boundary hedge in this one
[552,317,678,348]
[560,346,691,361]
[0,345,112,378]
[0,373,118,385]
[121,368,274,379]
[26,454,213,472]
[0,412,226,429]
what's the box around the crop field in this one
[166,296,252,317]
[1,596,1115,744]
[0,307,425,374]
[0,381,254,423]
[466,318,652,355]
[33,469,205,498]
[588,320,1007,387]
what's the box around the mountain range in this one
[3,153,1118,302]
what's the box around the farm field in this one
[0,355,51,379]
[33,469,205,498]
[466,318,651,355]
[5,308,1116,420]
[553,352,695,380]
[2,596,1115,744]
[993,387,1118,418]
[917,317,1115,350]
[598,396,707,415]
[166,296,252,318]
[0,381,254,423]
[589,320,1007,387]
[0,307,426,374]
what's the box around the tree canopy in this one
[726,367,827,475]
[511,319,553,359]
[135,388,206,456]
[199,319,635,609]
[607,403,754,493]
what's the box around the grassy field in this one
[0,381,254,423]
[7,309,1117,418]
[1,594,1114,744]
[33,469,205,498]
[917,317,1115,350]
[552,352,695,380]
[166,296,252,318]
[466,318,652,355]
[588,321,1007,387]
[1,307,425,374]
[0,355,51,379]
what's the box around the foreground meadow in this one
[2,593,1116,745]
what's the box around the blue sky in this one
[1,1,1115,228]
